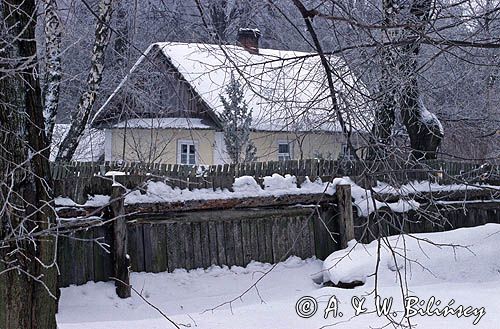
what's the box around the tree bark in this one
[367,0,399,160]
[0,1,57,328]
[399,0,443,160]
[43,0,63,142]
[56,0,114,161]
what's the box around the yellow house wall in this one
[110,128,362,164]
[110,128,216,165]
[249,131,347,161]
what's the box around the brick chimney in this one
[237,28,261,54]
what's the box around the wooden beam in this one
[110,185,130,298]
[337,185,354,249]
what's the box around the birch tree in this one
[56,0,114,161]
[43,0,62,142]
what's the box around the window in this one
[278,141,292,161]
[177,140,197,165]
[341,144,353,159]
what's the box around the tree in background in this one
[220,74,256,163]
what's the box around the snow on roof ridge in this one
[112,117,213,130]
[95,41,372,133]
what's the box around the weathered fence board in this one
[57,201,500,288]
[51,160,499,203]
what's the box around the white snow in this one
[96,42,373,133]
[112,117,213,130]
[374,180,499,195]
[55,195,110,208]
[55,174,422,217]
[57,224,500,329]
[263,173,297,191]
[419,98,444,135]
[232,175,263,193]
[321,223,500,286]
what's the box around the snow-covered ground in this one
[58,224,500,329]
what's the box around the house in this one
[93,29,372,165]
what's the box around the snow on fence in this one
[51,159,499,204]
[56,199,500,288]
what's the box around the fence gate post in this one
[110,183,131,298]
[337,185,354,249]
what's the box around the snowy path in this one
[58,224,500,329]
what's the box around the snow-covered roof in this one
[96,42,373,133]
[112,117,213,130]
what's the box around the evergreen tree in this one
[220,74,256,163]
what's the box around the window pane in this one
[278,143,289,154]
[181,154,187,164]
[189,154,196,165]
[189,144,196,154]
[181,144,187,153]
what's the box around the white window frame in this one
[277,140,293,161]
[177,139,198,165]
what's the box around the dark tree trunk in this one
[369,0,443,160]
[399,0,443,160]
[0,1,57,328]
[367,0,398,160]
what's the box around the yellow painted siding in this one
[110,128,216,165]
[110,128,362,164]
[249,131,346,161]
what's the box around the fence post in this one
[337,185,354,249]
[110,183,131,298]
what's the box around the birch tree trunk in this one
[56,0,114,161]
[0,0,57,328]
[43,0,62,142]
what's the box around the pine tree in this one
[220,74,256,163]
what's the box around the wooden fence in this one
[57,200,500,288]
[51,159,499,203]
[57,205,336,287]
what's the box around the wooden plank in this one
[249,218,260,262]
[57,234,71,287]
[92,225,113,283]
[150,223,168,273]
[264,217,274,263]
[191,222,203,269]
[216,221,227,265]
[111,185,130,298]
[223,220,236,266]
[183,222,194,270]
[127,223,145,272]
[272,217,290,263]
[200,221,211,268]
[232,220,244,266]
[166,222,182,272]
[208,221,219,266]
[337,185,354,249]
[256,218,267,262]
[241,219,252,265]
